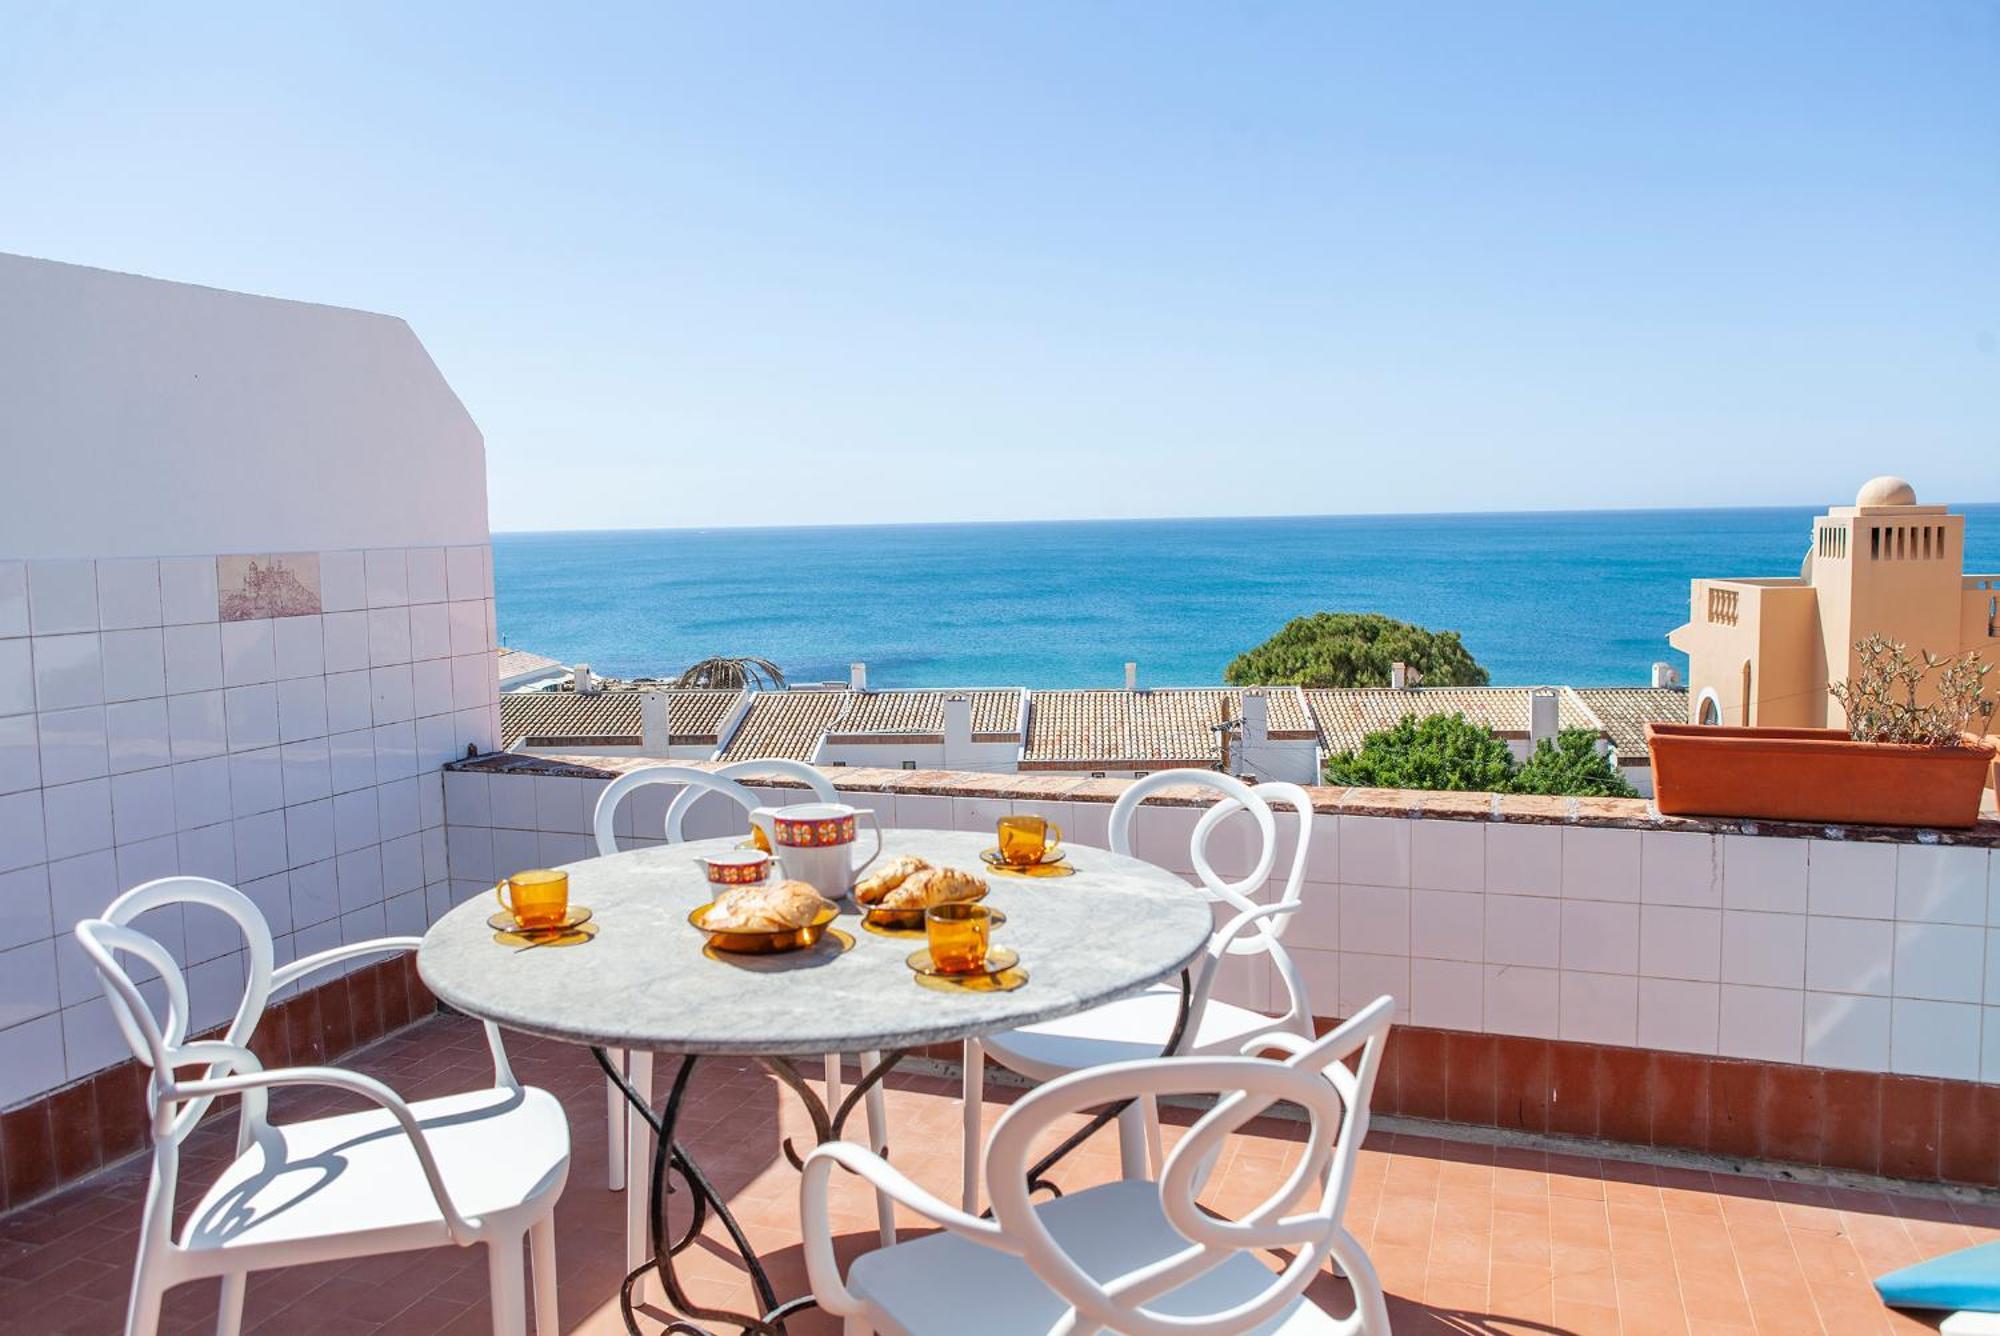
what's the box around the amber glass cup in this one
[926,902,992,974]
[496,869,570,929]
[997,814,1063,867]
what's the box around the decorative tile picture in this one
[217,552,322,620]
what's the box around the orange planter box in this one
[1647,723,1996,828]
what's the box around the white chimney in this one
[1390,661,1409,690]
[850,661,868,691]
[1529,687,1560,748]
[1240,690,1270,747]
[1651,661,1682,689]
[640,691,669,753]
[574,663,598,695]
[1125,661,1139,691]
[942,693,973,768]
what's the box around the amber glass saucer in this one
[905,945,1019,978]
[493,921,598,949]
[487,906,593,934]
[979,849,1076,878]
[863,906,1006,939]
[913,964,1029,994]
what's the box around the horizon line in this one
[492,496,2000,540]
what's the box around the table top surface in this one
[417,829,1214,1056]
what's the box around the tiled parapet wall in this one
[446,754,2000,1184]
[0,548,500,1114]
[0,953,435,1213]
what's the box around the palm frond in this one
[673,656,787,691]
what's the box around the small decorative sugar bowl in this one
[698,849,777,887]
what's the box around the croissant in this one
[854,854,932,905]
[877,865,987,911]
[705,879,830,931]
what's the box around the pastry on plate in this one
[876,865,987,911]
[704,879,830,932]
[854,854,932,906]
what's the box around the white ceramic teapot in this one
[747,802,882,902]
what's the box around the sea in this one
[493,505,2000,690]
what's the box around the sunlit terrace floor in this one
[0,1014,1987,1336]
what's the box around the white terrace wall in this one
[0,255,500,1110]
[444,764,2000,1085]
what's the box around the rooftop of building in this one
[1570,686,1691,755]
[496,645,568,683]
[1019,686,1316,769]
[826,687,1026,739]
[718,686,1029,760]
[499,688,743,748]
[501,680,1689,766]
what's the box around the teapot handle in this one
[851,809,883,877]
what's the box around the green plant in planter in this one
[1828,636,1991,746]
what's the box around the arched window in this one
[1696,688,1722,726]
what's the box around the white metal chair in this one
[802,998,1395,1336]
[75,876,568,1336]
[971,772,1316,1207]
[588,760,895,1299]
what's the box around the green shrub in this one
[1324,715,1638,797]
[1324,712,1516,791]
[1225,612,1489,689]
[1512,729,1639,797]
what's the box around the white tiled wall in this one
[0,548,499,1109]
[448,769,2000,1086]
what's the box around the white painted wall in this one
[0,254,488,559]
[0,256,498,1109]
[815,738,1021,774]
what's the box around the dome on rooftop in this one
[1856,475,1917,507]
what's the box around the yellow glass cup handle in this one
[494,879,516,915]
[1040,821,1063,861]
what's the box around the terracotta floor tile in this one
[1551,1297,1624,1334]
[0,1013,1986,1336]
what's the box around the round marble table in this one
[418,829,1212,1335]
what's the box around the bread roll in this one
[854,854,931,905]
[705,879,830,931]
[878,865,987,911]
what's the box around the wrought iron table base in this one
[590,969,1192,1334]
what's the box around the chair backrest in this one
[1108,771,1314,956]
[73,877,274,1146]
[984,996,1394,1336]
[591,765,764,855]
[669,758,838,841]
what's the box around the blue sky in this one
[3,3,1995,530]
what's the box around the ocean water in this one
[494,505,2000,690]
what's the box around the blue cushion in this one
[1876,1240,2000,1313]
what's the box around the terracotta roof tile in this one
[500,692,640,747]
[1021,687,1314,768]
[718,690,851,761]
[499,689,741,748]
[1573,687,1689,755]
[833,689,1024,738]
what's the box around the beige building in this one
[1669,476,2000,728]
